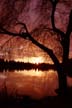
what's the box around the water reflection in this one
[15,69,45,77]
[0,69,58,99]
[0,65,72,99]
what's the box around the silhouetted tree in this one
[50,0,72,94]
[0,0,72,96]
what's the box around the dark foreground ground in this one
[0,82,71,108]
[0,93,72,108]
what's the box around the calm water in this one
[0,68,72,98]
[0,69,58,99]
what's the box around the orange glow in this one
[15,69,45,77]
[14,56,45,79]
[14,56,44,64]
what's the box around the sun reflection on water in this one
[0,56,59,98]
[14,69,45,77]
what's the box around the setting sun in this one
[14,56,44,64]
[29,57,44,64]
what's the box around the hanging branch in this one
[0,22,62,70]
[0,37,15,49]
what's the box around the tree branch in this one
[62,10,72,63]
[50,0,65,41]
[0,24,62,73]
[66,10,72,35]
[0,37,15,49]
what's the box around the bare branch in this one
[66,10,72,35]
[0,23,61,71]
[50,0,65,42]
[0,37,15,49]
[50,0,59,6]
[16,22,28,33]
